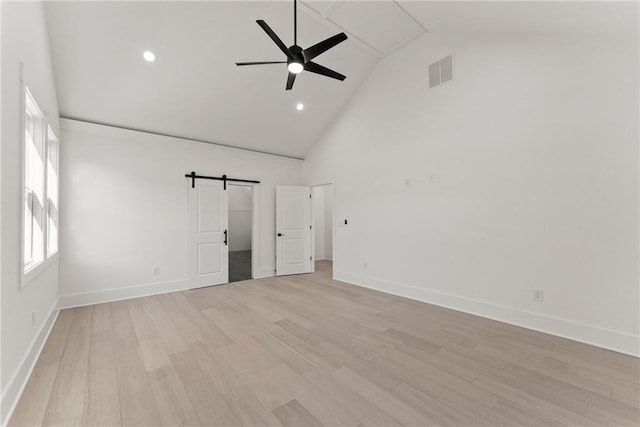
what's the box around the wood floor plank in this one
[578,367,640,407]
[586,402,640,426]
[139,336,172,372]
[472,373,592,425]
[9,362,60,427]
[169,350,240,425]
[262,364,361,426]
[368,353,444,398]
[247,373,296,412]
[128,299,159,342]
[81,327,121,426]
[554,339,640,376]
[248,329,317,374]
[271,399,322,426]
[223,385,282,426]
[170,293,233,348]
[190,340,244,394]
[141,296,190,354]
[112,301,161,426]
[10,261,639,426]
[43,306,92,426]
[90,303,112,334]
[39,309,75,360]
[9,311,75,427]
[172,316,205,344]
[147,365,201,426]
[501,361,639,421]
[331,365,433,426]
[390,381,479,426]
[268,328,336,372]
[302,367,403,426]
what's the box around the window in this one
[47,126,59,256]
[24,110,35,266]
[23,87,58,282]
[24,88,45,272]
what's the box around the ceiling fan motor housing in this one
[288,45,305,70]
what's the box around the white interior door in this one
[189,179,228,288]
[276,186,312,276]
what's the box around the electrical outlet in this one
[533,289,544,302]
[429,175,436,184]
[152,266,160,276]
[31,311,36,326]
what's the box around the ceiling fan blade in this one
[304,61,346,81]
[286,72,296,90]
[256,20,294,59]
[302,33,348,62]
[236,61,287,66]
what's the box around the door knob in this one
[277,233,283,237]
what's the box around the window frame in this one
[21,85,58,288]
[46,125,59,258]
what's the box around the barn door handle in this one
[224,230,228,246]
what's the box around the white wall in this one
[324,184,333,261]
[58,119,302,307]
[1,1,60,423]
[228,185,252,252]
[303,32,639,355]
[313,186,326,259]
[313,184,334,261]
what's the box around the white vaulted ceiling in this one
[44,1,637,158]
[44,1,389,159]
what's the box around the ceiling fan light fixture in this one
[142,50,156,62]
[287,61,304,74]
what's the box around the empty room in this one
[1,0,639,426]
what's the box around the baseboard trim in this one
[334,271,639,357]
[1,300,59,426]
[314,254,333,261]
[58,279,189,309]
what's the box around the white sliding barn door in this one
[189,179,228,288]
[276,186,312,276]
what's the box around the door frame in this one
[227,182,260,280]
[310,182,335,275]
[187,180,260,288]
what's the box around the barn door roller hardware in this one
[185,171,260,189]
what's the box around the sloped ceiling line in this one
[61,116,306,160]
[393,0,430,33]
[301,0,429,57]
[299,1,385,57]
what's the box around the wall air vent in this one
[429,54,454,88]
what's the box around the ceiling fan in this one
[236,0,348,90]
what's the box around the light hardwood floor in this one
[10,261,640,426]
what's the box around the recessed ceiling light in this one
[142,50,156,62]
[296,103,304,111]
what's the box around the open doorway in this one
[228,184,253,282]
[312,184,334,276]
